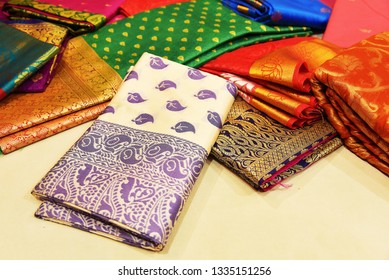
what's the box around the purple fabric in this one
[35,201,157,249]
[16,38,68,92]
[31,52,236,251]
[33,119,207,251]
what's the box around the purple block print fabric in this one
[32,52,236,251]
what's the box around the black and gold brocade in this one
[211,97,342,191]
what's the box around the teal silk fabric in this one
[0,22,59,100]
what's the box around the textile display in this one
[31,52,237,251]
[5,19,68,93]
[201,37,341,128]
[0,36,122,154]
[323,0,389,48]
[211,97,341,191]
[311,31,389,176]
[220,0,332,30]
[0,21,59,100]
[83,0,313,78]
[2,0,124,34]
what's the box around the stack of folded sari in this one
[0,35,122,154]
[201,37,342,129]
[311,31,389,176]
[0,0,313,154]
[203,36,345,190]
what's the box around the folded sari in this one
[0,21,59,100]
[0,36,122,154]
[84,0,312,78]
[119,0,190,16]
[0,102,108,154]
[311,32,389,176]
[221,73,321,129]
[323,0,389,48]
[5,19,68,93]
[221,0,332,30]
[201,37,341,128]
[211,97,341,191]
[32,52,236,251]
[2,0,124,34]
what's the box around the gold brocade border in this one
[0,36,122,138]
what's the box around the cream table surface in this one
[1,121,388,260]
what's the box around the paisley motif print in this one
[32,120,207,251]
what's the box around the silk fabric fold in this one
[201,37,341,128]
[311,32,389,176]
[0,36,122,154]
[211,97,342,191]
[5,19,68,93]
[323,0,389,48]
[2,0,124,34]
[221,0,332,30]
[84,0,312,78]
[32,52,236,251]
[0,21,59,100]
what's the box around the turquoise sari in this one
[0,22,59,100]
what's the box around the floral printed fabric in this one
[32,52,236,251]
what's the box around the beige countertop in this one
[1,121,388,260]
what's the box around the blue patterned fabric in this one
[221,0,332,30]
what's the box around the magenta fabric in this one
[34,0,124,21]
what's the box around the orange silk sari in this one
[312,31,389,176]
